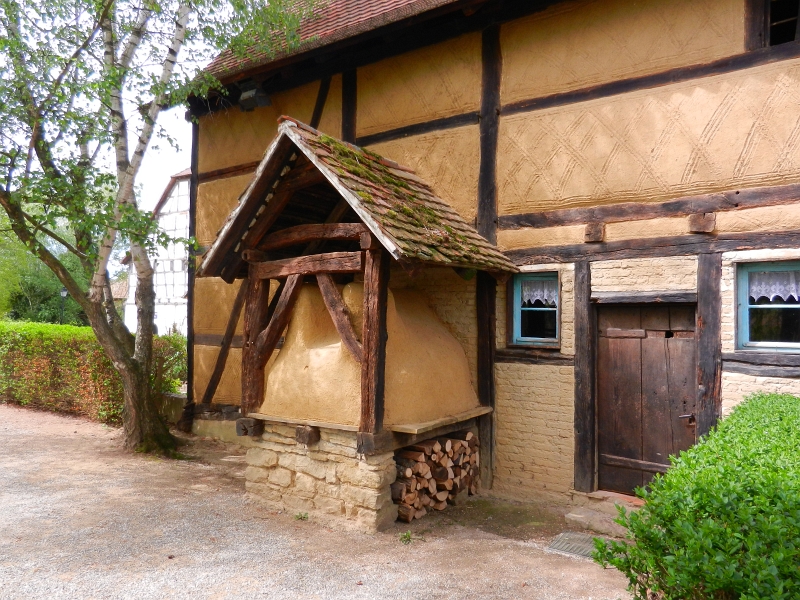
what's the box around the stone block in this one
[339,485,391,510]
[337,462,393,488]
[245,481,283,504]
[246,447,278,468]
[282,494,314,513]
[294,456,333,480]
[314,496,345,516]
[269,467,293,488]
[565,507,627,537]
[294,473,317,498]
[244,466,270,484]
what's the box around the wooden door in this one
[596,305,697,494]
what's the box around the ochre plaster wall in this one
[193,345,242,405]
[497,224,584,251]
[591,256,698,293]
[722,371,800,415]
[393,267,478,385]
[493,363,575,499]
[197,77,342,173]
[193,277,244,336]
[715,204,800,234]
[498,58,800,215]
[501,0,744,104]
[196,174,252,247]
[356,33,481,137]
[368,125,480,223]
[261,282,480,427]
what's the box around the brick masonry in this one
[721,371,800,415]
[244,423,398,533]
[493,363,575,501]
[591,256,698,293]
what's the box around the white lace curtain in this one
[521,279,558,307]
[749,270,800,302]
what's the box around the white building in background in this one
[124,168,190,336]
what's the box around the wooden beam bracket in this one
[296,425,321,445]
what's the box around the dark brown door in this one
[596,305,697,494]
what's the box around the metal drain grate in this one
[548,531,601,558]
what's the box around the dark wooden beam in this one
[200,280,248,405]
[721,352,800,367]
[498,182,800,231]
[241,273,276,415]
[591,291,698,304]
[476,270,496,489]
[573,260,596,492]
[477,25,501,245]
[179,120,200,433]
[250,251,364,279]
[723,361,800,378]
[296,424,321,445]
[696,253,722,438]
[255,274,303,369]
[198,161,260,184]
[745,0,767,50]
[316,273,362,363]
[688,212,716,234]
[356,112,480,146]
[257,223,367,252]
[495,347,575,366]
[309,76,331,129]
[342,69,357,143]
[360,248,390,434]
[505,230,800,265]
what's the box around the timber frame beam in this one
[249,251,364,279]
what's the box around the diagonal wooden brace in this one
[316,273,362,363]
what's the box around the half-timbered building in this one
[188,0,800,531]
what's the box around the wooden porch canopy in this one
[197,117,517,451]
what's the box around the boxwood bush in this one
[0,321,186,425]
[594,393,800,600]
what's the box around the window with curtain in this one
[512,273,559,346]
[737,261,800,349]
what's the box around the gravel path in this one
[0,404,630,599]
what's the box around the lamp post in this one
[60,287,67,324]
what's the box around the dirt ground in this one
[0,404,631,599]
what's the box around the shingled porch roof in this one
[198,117,517,280]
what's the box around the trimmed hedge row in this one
[0,321,186,425]
[594,393,800,600]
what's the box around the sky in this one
[136,107,193,212]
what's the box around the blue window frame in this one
[512,272,559,346]
[736,261,800,350]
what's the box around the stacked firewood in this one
[391,431,479,522]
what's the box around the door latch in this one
[678,413,696,424]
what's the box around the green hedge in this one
[594,393,800,600]
[0,321,186,425]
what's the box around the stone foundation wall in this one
[591,256,698,293]
[243,423,398,532]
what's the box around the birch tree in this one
[0,0,318,453]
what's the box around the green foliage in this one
[294,512,308,521]
[399,531,412,545]
[593,393,800,600]
[0,321,186,425]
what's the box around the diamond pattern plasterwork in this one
[498,59,800,215]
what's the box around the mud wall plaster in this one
[368,125,480,224]
[357,33,481,138]
[501,0,744,104]
[498,58,800,215]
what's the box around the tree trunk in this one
[119,360,175,453]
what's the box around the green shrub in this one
[594,393,800,600]
[0,321,187,425]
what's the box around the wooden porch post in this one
[241,270,273,415]
[358,247,390,450]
